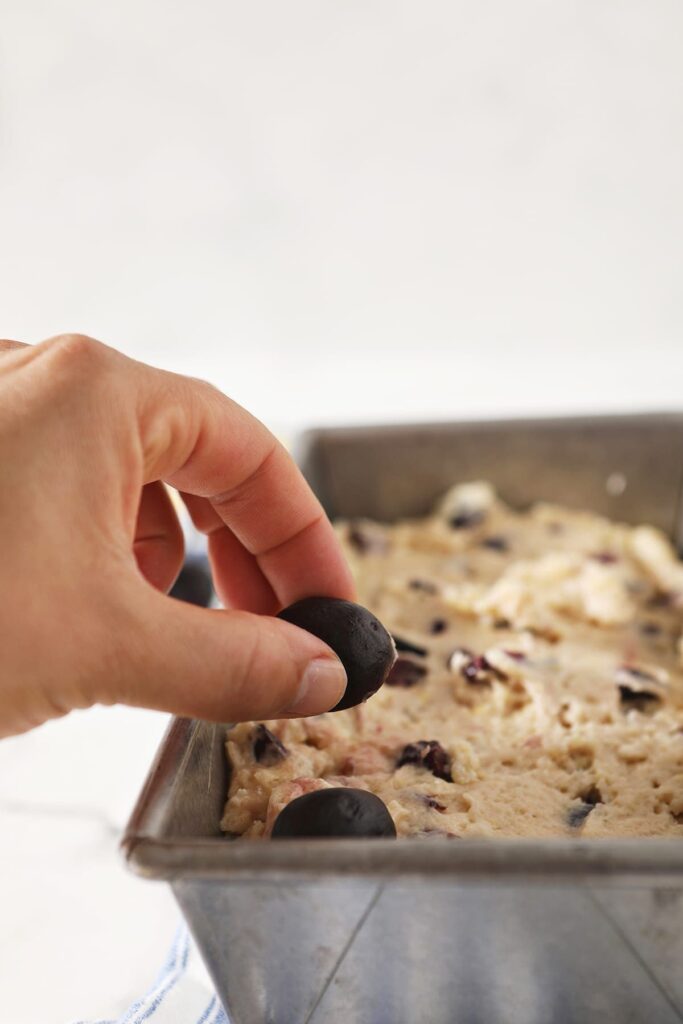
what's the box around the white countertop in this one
[0,708,181,1021]
[1,1,683,1020]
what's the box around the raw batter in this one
[221,483,683,838]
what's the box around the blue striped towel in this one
[70,925,228,1024]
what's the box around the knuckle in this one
[49,332,102,357]
[38,335,125,415]
[44,333,113,381]
[210,442,279,511]
[189,375,224,399]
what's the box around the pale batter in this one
[221,483,683,838]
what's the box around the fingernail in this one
[285,657,347,716]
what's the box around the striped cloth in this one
[70,926,228,1024]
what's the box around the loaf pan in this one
[123,413,683,1024]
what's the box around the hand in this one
[0,334,354,738]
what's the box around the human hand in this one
[0,334,355,738]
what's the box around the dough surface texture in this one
[222,484,683,839]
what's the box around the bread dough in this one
[221,483,683,839]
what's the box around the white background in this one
[1,2,682,1021]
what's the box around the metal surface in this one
[296,413,683,548]
[124,413,683,1024]
[173,880,683,1024]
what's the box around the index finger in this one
[133,361,357,608]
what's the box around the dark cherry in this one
[581,785,603,806]
[271,787,396,838]
[616,666,662,712]
[348,521,389,555]
[408,579,438,595]
[397,740,452,782]
[252,724,288,766]
[393,635,428,657]
[449,509,486,530]
[422,795,446,812]
[590,551,619,565]
[618,685,661,712]
[481,535,509,553]
[277,597,396,712]
[385,657,427,688]
[503,650,526,662]
[462,655,508,685]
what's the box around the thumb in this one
[98,583,348,721]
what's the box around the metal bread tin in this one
[124,413,683,1024]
